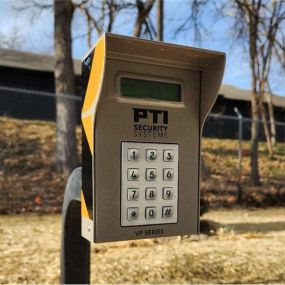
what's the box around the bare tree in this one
[156,0,163,41]
[133,0,156,38]
[54,0,78,175]
[266,80,276,147]
[75,0,127,47]
[222,0,285,184]
[175,0,209,45]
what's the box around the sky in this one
[0,0,284,97]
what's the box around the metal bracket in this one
[61,167,90,284]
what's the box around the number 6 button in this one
[163,168,174,181]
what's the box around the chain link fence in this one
[0,85,285,213]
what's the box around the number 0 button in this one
[163,168,174,181]
[145,207,156,219]
[128,168,139,181]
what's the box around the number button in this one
[127,207,139,220]
[128,148,139,161]
[163,168,174,181]
[146,168,157,181]
[146,149,157,161]
[145,207,156,219]
[145,187,157,200]
[163,149,174,161]
[162,206,173,218]
[163,187,174,200]
[127,168,139,181]
[127,188,139,201]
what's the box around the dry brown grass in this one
[1,117,285,214]
[0,208,285,284]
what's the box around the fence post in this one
[61,167,90,284]
[234,107,243,204]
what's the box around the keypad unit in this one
[121,142,179,226]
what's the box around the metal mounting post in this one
[61,167,90,284]
[234,107,243,204]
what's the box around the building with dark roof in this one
[0,48,284,140]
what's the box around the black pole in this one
[61,167,90,284]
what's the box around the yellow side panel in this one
[81,191,89,219]
[82,115,94,155]
[82,37,106,113]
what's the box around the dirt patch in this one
[0,208,284,284]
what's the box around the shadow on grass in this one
[226,222,285,233]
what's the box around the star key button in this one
[127,207,139,220]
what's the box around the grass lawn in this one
[0,208,285,284]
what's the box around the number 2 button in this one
[146,149,157,161]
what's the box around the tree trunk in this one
[54,0,77,175]
[266,82,276,147]
[133,1,145,37]
[260,100,273,157]
[250,94,260,185]
[133,0,155,37]
[156,0,164,41]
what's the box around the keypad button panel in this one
[121,142,178,226]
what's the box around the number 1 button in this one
[128,148,139,161]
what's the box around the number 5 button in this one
[163,168,174,181]
[146,168,157,181]
[163,149,174,161]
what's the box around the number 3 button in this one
[163,149,174,161]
